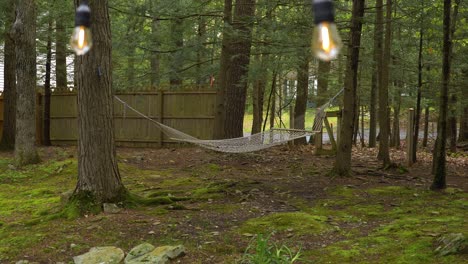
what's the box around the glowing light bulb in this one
[71,26,92,55]
[311,0,342,61]
[70,2,92,55]
[311,22,342,61]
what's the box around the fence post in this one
[158,89,164,147]
[407,108,415,166]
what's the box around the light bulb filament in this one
[78,27,85,49]
[321,25,330,52]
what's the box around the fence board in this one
[48,91,216,147]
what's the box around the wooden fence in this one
[0,91,217,147]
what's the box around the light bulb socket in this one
[312,0,335,24]
[75,2,91,28]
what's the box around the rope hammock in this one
[114,88,343,153]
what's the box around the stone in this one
[125,243,155,263]
[73,246,125,264]
[152,245,186,259]
[103,203,122,214]
[435,233,467,256]
[124,244,185,264]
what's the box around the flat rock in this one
[103,203,122,214]
[435,233,467,256]
[125,244,185,264]
[125,243,155,263]
[73,246,124,264]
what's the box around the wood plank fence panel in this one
[48,91,216,147]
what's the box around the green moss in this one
[240,212,329,235]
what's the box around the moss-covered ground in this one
[0,146,466,263]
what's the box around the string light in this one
[311,0,342,61]
[70,0,92,55]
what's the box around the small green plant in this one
[240,234,302,264]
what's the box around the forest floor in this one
[0,144,467,263]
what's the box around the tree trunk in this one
[333,0,365,176]
[149,0,160,88]
[169,17,184,88]
[13,0,40,166]
[0,0,16,150]
[377,0,392,166]
[55,18,68,92]
[74,0,125,204]
[263,70,277,132]
[413,26,423,162]
[294,54,310,145]
[391,86,401,148]
[369,0,383,148]
[251,55,266,134]
[447,0,460,152]
[43,20,53,146]
[196,16,207,87]
[213,0,233,139]
[459,104,468,142]
[317,60,331,106]
[270,76,277,129]
[423,106,430,147]
[431,0,451,190]
[223,0,256,138]
[353,96,360,145]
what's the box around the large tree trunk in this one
[431,0,452,190]
[73,0,125,204]
[223,0,256,138]
[0,0,17,150]
[213,0,233,139]
[369,0,383,148]
[391,85,401,148]
[294,54,310,145]
[447,0,460,152]
[317,60,331,106]
[333,0,365,176]
[377,0,392,166]
[13,0,40,166]
[43,20,53,146]
[55,18,68,92]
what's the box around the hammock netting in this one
[114,88,342,153]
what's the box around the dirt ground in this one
[0,144,467,263]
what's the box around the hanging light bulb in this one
[70,1,92,55]
[311,0,342,61]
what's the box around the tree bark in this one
[423,106,430,147]
[213,0,233,139]
[0,0,17,150]
[149,0,160,88]
[391,85,401,148]
[317,60,331,106]
[447,0,460,152]
[431,0,452,190]
[223,0,256,138]
[369,0,383,148]
[459,104,468,142]
[294,54,310,145]
[43,20,53,146]
[333,0,365,176]
[74,0,125,204]
[251,60,266,134]
[377,0,392,166]
[55,18,68,92]
[169,17,184,88]
[413,26,423,162]
[196,16,207,87]
[13,0,40,165]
